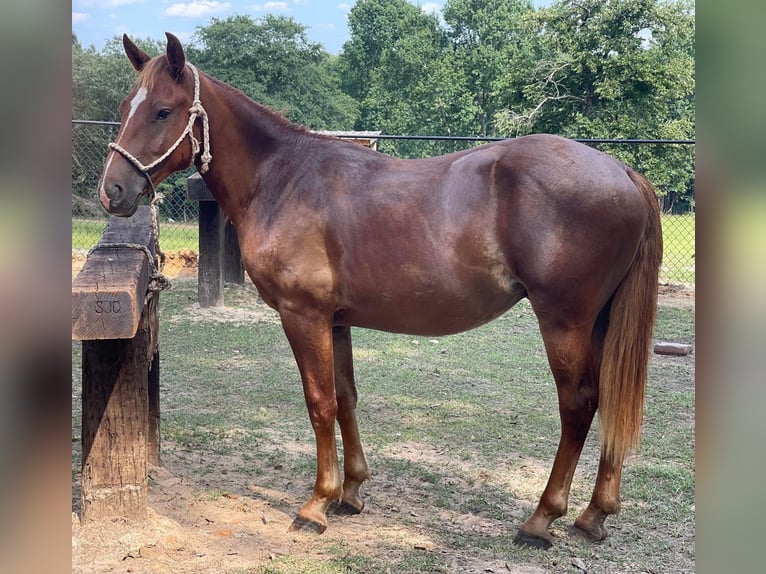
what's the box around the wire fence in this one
[72,120,695,285]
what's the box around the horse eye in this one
[156,109,171,121]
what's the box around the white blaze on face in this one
[99,86,149,208]
[126,86,148,123]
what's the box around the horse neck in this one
[195,72,305,219]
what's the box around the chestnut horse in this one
[98,33,662,548]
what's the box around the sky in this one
[72,0,551,55]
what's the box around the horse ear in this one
[165,32,186,82]
[123,34,151,72]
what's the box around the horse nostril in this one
[100,182,124,212]
[108,183,126,207]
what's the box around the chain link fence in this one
[72,121,694,285]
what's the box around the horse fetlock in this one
[330,498,364,516]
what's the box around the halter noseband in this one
[108,63,213,197]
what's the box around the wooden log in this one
[72,206,155,340]
[80,300,154,523]
[147,349,161,466]
[147,293,161,466]
[654,342,693,356]
[186,172,215,202]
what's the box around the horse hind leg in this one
[330,326,371,515]
[514,321,599,549]
[573,314,625,542]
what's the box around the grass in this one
[72,279,694,573]
[72,217,198,251]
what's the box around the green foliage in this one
[340,0,455,152]
[443,0,538,135]
[188,15,358,129]
[503,0,696,203]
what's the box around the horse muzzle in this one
[99,179,142,217]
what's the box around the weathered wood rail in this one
[72,206,162,523]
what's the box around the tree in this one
[340,0,428,103]
[340,0,542,147]
[493,0,695,209]
[189,15,358,130]
[443,0,537,136]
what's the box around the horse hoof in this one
[572,520,608,542]
[329,499,364,516]
[288,515,327,534]
[513,530,553,549]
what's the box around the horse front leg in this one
[331,326,371,515]
[280,307,342,534]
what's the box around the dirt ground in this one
[71,251,694,574]
[73,462,538,574]
[72,249,200,281]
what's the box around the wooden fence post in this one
[187,173,236,307]
[72,206,161,523]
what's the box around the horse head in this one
[98,33,206,216]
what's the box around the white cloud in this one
[338,3,350,10]
[164,1,232,18]
[252,2,290,11]
[72,12,89,24]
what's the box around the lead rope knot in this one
[187,64,212,174]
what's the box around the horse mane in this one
[202,71,331,144]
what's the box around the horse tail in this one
[599,169,663,464]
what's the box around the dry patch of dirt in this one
[72,249,200,281]
[72,462,558,574]
[73,465,302,574]
[658,283,695,308]
[72,465,454,573]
